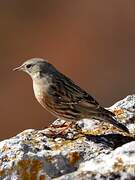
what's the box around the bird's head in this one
[13,58,52,79]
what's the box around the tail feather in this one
[107,116,129,133]
[98,107,129,133]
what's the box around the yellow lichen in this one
[39,175,46,180]
[1,145,11,153]
[17,159,43,180]
[67,152,80,165]
[113,157,124,172]
[113,108,125,119]
[52,139,73,151]
[46,155,55,163]
[0,169,4,177]
[52,136,85,151]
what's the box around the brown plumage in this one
[13,58,129,133]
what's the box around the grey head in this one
[13,58,56,79]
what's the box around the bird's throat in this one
[32,76,52,106]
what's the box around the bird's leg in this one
[43,121,83,139]
[46,119,73,137]
[58,122,74,135]
[45,121,73,138]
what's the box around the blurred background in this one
[0,0,135,140]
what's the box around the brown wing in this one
[49,72,99,108]
[46,71,116,120]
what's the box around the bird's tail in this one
[98,108,129,134]
[105,115,129,133]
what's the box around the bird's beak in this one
[13,65,24,72]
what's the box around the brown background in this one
[0,0,135,140]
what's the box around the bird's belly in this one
[33,82,57,114]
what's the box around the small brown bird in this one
[13,58,129,133]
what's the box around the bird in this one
[13,58,129,133]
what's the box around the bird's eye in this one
[26,64,32,69]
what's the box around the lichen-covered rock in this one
[0,95,135,180]
[57,141,135,180]
[109,95,135,134]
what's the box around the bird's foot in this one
[45,122,75,138]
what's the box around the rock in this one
[108,95,135,134]
[0,95,135,180]
[57,141,135,180]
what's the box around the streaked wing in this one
[46,71,115,120]
[50,72,99,109]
